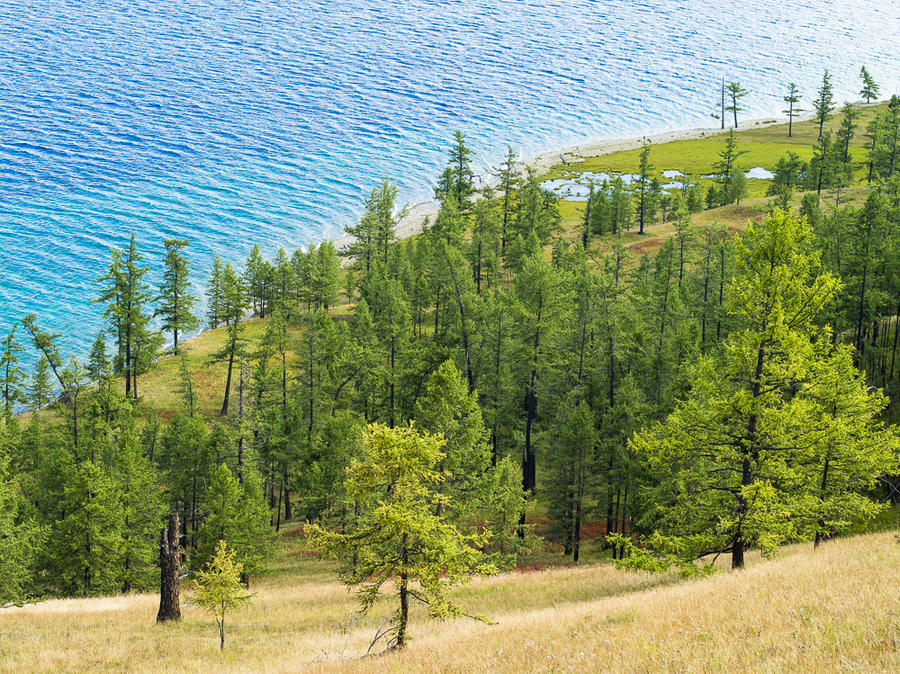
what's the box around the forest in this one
[0,69,899,652]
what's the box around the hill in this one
[1,530,897,672]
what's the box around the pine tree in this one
[156,238,198,353]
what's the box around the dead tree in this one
[156,513,182,622]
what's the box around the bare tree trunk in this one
[157,513,181,622]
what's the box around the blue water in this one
[1,0,898,363]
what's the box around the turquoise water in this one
[0,0,898,361]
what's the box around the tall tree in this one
[635,143,655,235]
[94,234,155,398]
[0,323,25,420]
[156,238,198,354]
[627,210,896,571]
[859,65,880,104]
[813,69,835,138]
[210,264,247,416]
[725,81,750,128]
[783,82,803,138]
[206,254,225,328]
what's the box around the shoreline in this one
[335,109,820,252]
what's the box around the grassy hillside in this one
[115,104,883,424]
[2,530,897,672]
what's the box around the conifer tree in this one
[628,210,897,571]
[309,424,497,651]
[725,81,750,127]
[210,264,247,416]
[86,333,110,387]
[94,234,155,398]
[195,463,272,583]
[495,145,522,252]
[207,254,225,328]
[813,69,835,137]
[859,65,880,104]
[114,431,164,592]
[27,357,52,412]
[50,460,125,595]
[0,428,41,605]
[835,102,860,164]
[192,539,253,650]
[635,143,655,235]
[783,82,803,138]
[1,323,25,420]
[156,238,198,353]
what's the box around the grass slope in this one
[1,530,897,672]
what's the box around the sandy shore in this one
[334,110,814,252]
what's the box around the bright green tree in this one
[309,423,497,650]
[627,209,897,571]
[191,539,253,650]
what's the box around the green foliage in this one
[155,238,198,352]
[191,539,254,650]
[309,423,498,650]
[629,210,898,569]
[195,463,273,580]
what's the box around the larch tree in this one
[94,234,155,399]
[635,143,655,235]
[155,238,198,354]
[209,263,247,416]
[859,65,880,104]
[1,323,26,420]
[782,82,803,138]
[191,539,253,650]
[627,209,897,571]
[206,254,225,328]
[725,81,750,127]
[813,69,835,138]
[309,423,497,651]
[495,145,522,252]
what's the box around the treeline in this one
[1,81,899,605]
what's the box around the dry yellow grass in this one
[2,531,897,673]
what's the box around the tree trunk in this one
[157,513,181,622]
[397,534,409,649]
